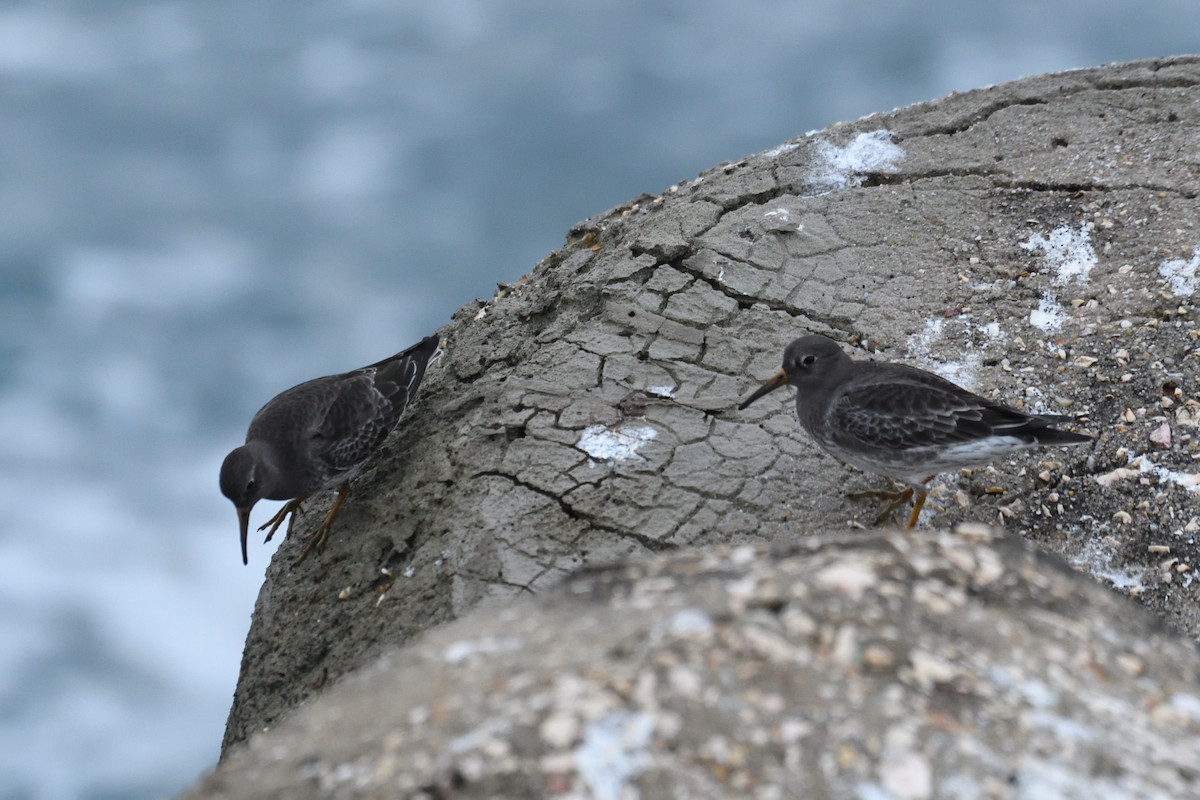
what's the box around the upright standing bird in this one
[220,334,439,564]
[739,334,1092,528]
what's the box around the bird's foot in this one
[293,484,351,565]
[295,520,333,565]
[873,486,915,525]
[846,477,901,502]
[259,497,306,543]
[848,478,933,528]
[847,481,913,525]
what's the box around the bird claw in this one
[846,477,901,501]
[847,482,927,528]
[259,498,305,543]
[293,523,332,565]
[292,483,351,566]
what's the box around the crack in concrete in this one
[662,253,805,319]
[477,470,675,556]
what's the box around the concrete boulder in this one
[189,527,1200,798]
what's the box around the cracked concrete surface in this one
[217,56,1200,764]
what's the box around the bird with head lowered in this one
[220,334,439,565]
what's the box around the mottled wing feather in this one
[311,336,438,473]
[311,373,391,472]
[368,349,427,430]
[830,379,1027,452]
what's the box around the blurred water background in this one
[0,2,1196,797]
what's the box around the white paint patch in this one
[1097,453,1200,493]
[1019,224,1097,285]
[575,711,655,800]
[1029,294,1066,332]
[577,422,657,463]
[1134,455,1200,492]
[905,318,979,390]
[763,141,800,158]
[977,321,1005,341]
[762,206,800,232]
[1069,536,1145,591]
[809,130,904,192]
[442,635,523,664]
[1159,246,1200,297]
[646,385,676,399]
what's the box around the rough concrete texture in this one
[219,55,1200,765]
[187,526,1200,799]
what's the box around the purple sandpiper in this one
[739,334,1092,527]
[220,334,439,564]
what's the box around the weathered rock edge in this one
[222,55,1200,758]
[186,526,1200,798]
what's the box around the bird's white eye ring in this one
[800,354,816,368]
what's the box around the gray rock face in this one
[214,53,1200,788]
[188,526,1200,799]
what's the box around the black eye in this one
[245,480,256,494]
[800,354,816,368]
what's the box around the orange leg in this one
[295,483,352,565]
[877,486,915,525]
[258,496,308,543]
[849,476,934,527]
[848,480,913,525]
[904,485,929,529]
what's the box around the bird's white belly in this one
[825,435,1029,484]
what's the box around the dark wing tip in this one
[365,332,441,424]
[401,333,440,382]
[414,334,440,358]
[1034,426,1093,446]
[364,333,441,373]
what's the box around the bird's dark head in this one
[780,335,849,386]
[220,444,272,508]
[739,335,850,410]
[219,442,277,565]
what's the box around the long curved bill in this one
[237,507,251,565]
[738,368,787,410]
